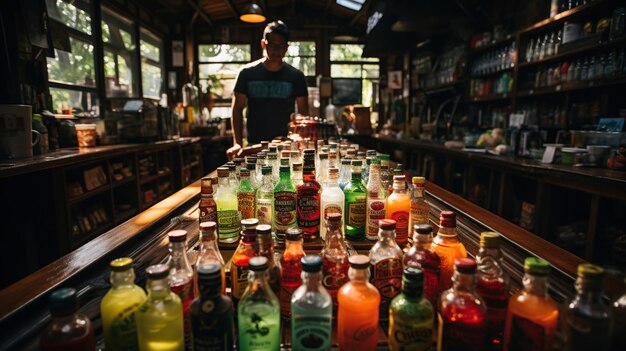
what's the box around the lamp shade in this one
[240,3,266,23]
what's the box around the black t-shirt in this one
[234,60,308,144]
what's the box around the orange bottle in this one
[432,211,467,291]
[386,175,411,246]
[338,255,381,351]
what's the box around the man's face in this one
[261,33,288,62]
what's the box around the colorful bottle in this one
[613,277,626,350]
[215,166,240,243]
[320,167,344,241]
[292,161,303,187]
[291,255,333,351]
[231,219,258,308]
[297,149,321,242]
[410,176,429,230]
[378,154,392,196]
[563,264,613,351]
[166,230,195,350]
[101,258,147,351]
[365,158,386,241]
[386,175,411,246]
[338,158,351,190]
[504,257,559,351]
[344,159,367,241]
[280,228,306,318]
[388,267,434,351]
[438,258,486,351]
[256,166,274,226]
[238,256,281,351]
[256,224,281,298]
[274,164,297,236]
[190,264,234,351]
[432,211,467,291]
[195,221,225,295]
[369,219,404,324]
[136,264,185,351]
[476,232,509,350]
[247,158,259,189]
[40,288,96,351]
[337,255,381,351]
[316,152,329,187]
[199,177,217,225]
[237,167,256,220]
[320,212,350,316]
[403,224,441,307]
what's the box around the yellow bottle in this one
[101,257,147,351]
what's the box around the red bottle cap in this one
[200,221,217,231]
[379,219,396,230]
[168,230,187,242]
[439,210,456,228]
[393,175,406,182]
[455,258,477,274]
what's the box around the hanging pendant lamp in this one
[240,2,266,23]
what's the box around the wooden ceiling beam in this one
[349,0,370,27]
[324,0,333,16]
[186,0,213,26]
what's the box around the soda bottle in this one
[388,267,434,351]
[101,257,147,351]
[215,166,240,243]
[291,255,333,351]
[504,257,559,351]
[337,255,381,351]
[136,264,185,351]
[476,232,509,350]
[432,210,467,290]
[190,264,234,351]
[199,177,217,225]
[613,277,626,349]
[166,230,195,350]
[280,227,306,318]
[365,158,386,241]
[386,175,411,246]
[274,164,297,236]
[292,161,304,187]
[195,221,225,295]
[316,152,329,187]
[338,158,351,190]
[256,166,274,226]
[297,149,321,242]
[40,288,96,351]
[410,176,429,230]
[378,154,392,196]
[369,219,404,325]
[403,224,441,307]
[238,256,281,351]
[256,224,281,298]
[344,159,367,241]
[231,218,258,308]
[320,212,350,317]
[437,258,486,351]
[320,167,344,241]
[237,167,256,220]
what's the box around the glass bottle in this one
[231,219,258,308]
[246,158,259,189]
[190,264,234,351]
[369,219,404,325]
[337,255,381,351]
[226,162,239,187]
[267,152,279,183]
[292,161,303,187]
[291,255,333,351]
[388,267,434,351]
[386,175,411,246]
[320,212,350,316]
[256,224,281,298]
[195,221,225,295]
[378,154,392,196]
[438,258,487,351]
[297,149,321,242]
[338,158,352,190]
[613,277,626,349]
[199,177,217,225]
[410,176,430,230]
[280,228,306,318]
[291,150,301,168]
[256,166,274,226]
[101,258,147,351]
[238,256,281,351]
[366,158,386,241]
[432,210,467,291]
[215,167,240,243]
[166,230,194,350]
[40,288,96,351]
[320,167,345,241]
[256,153,266,184]
[476,232,509,350]
[274,164,297,236]
[563,264,613,351]
[344,159,367,241]
[404,224,441,307]
[136,264,185,351]
[504,257,559,351]
[237,167,256,220]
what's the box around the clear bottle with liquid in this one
[40,288,96,351]
[256,166,274,226]
[320,167,345,241]
[166,230,195,350]
[215,167,240,243]
[365,158,386,241]
[195,221,225,295]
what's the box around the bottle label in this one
[256,198,273,225]
[199,203,217,224]
[231,264,249,301]
[410,202,429,228]
[238,312,280,351]
[292,315,332,351]
[347,198,366,228]
[366,199,386,238]
[348,321,378,344]
[322,257,349,312]
[390,210,409,242]
[274,191,297,230]
[106,302,142,350]
[389,323,432,351]
[171,280,194,350]
[371,258,403,320]
[191,310,233,351]
[237,192,256,219]
[217,210,240,239]
[509,314,547,351]
[437,313,485,351]
[322,203,342,219]
[297,188,320,229]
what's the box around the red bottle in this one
[165,230,195,350]
[297,149,321,242]
[230,219,258,308]
[320,212,350,316]
[280,228,306,318]
[199,177,217,224]
[40,288,95,351]
[403,223,441,307]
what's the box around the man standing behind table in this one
[227,20,309,159]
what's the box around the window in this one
[284,41,316,77]
[101,7,139,98]
[140,28,164,99]
[330,44,379,107]
[197,44,251,101]
[336,0,366,11]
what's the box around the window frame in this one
[284,40,317,78]
[139,27,164,100]
[196,43,252,104]
[101,6,140,98]
[329,43,380,108]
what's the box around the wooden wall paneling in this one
[585,194,600,261]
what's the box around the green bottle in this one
[273,164,297,236]
[344,159,367,240]
[238,256,281,351]
[237,167,257,220]
[388,267,434,351]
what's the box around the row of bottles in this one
[470,72,514,98]
[525,29,563,63]
[470,42,516,76]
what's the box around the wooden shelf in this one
[68,184,111,205]
[157,169,172,178]
[469,34,515,54]
[470,67,514,79]
[519,36,626,69]
[112,175,136,188]
[468,92,513,102]
[517,76,626,97]
[519,0,609,35]
[139,174,158,185]
[417,79,467,95]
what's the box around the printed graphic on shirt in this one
[248,81,293,99]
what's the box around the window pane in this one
[140,40,160,62]
[330,44,378,62]
[46,0,92,35]
[199,63,243,78]
[47,37,96,87]
[142,63,162,99]
[287,41,316,57]
[200,78,237,100]
[50,87,97,115]
[363,64,379,78]
[198,44,251,62]
[101,8,138,97]
[331,64,362,78]
[284,57,315,76]
[362,79,373,107]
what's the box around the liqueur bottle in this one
[337,255,381,351]
[280,228,306,318]
[563,264,613,351]
[388,267,434,351]
[369,219,404,325]
[476,232,510,350]
[320,212,350,316]
[40,288,96,351]
[256,166,274,226]
[237,167,256,220]
[215,166,240,243]
[297,149,321,242]
[199,177,217,225]
[386,175,411,246]
[165,230,195,350]
[365,158,386,241]
[268,152,279,183]
[231,219,258,308]
[338,158,351,190]
[291,255,333,351]
[432,210,467,291]
[403,224,441,307]
[292,161,303,187]
[273,164,297,236]
[101,258,147,351]
[437,258,487,351]
[320,167,344,241]
[195,221,225,295]
[238,256,281,351]
[378,154,392,196]
[316,152,329,187]
[344,159,367,241]
[504,257,559,351]
[190,264,234,351]
[410,176,430,230]
[613,277,626,349]
[256,224,281,298]
[136,264,185,351]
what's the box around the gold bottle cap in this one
[480,232,501,248]
[110,257,133,272]
[412,176,426,184]
[577,263,604,279]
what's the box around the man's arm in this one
[296,96,309,116]
[227,92,247,159]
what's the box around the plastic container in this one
[561,147,587,165]
[75,124,97,147]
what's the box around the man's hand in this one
[226,144,242,160]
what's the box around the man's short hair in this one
[263,20,290,42]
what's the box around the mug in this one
[0,105,39,159]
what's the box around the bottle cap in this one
[328,167,339,176]
[303,149,315,155]
[217,167,229,177]
[369,158,380,165]
[524,257,551,276]
[280,158,290,166]
[412,176,426,185]
[249,256,269,271]
[348,255,370,269]
[357,151,366,158]
[262,166,272,175]
[292,162,303,171]
[281,150,291,159]
[256,224,272,235]
[267,152,278,160]
[200,221,217,232]
[379,219,396,230]
[233,157,245,165]
[240,168,250,177]
[319,153,328,160]
[403,266,424,285]
[577,263,604,279]
[351,159,363,166]
[226,162,236,171]
[286,227,303,241]
[201,178,213,194]
[242,218,259,229]
[48,287,79,314]
[301,255,323,272]
[197,264,221,281]
[341,158,351,165]
[247,161,256,170]
[168,230,187,242]
[414,224,433,235]
[366,150,377,156]
[146,263,170,279]
[110,257,133,272]
[393,175,406,182]
[377,154,390,161]
[279,164,290,173]
[439,210,456,228]
[480,232,501,248]
[246,156,257,164]
[455,258,477,274]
